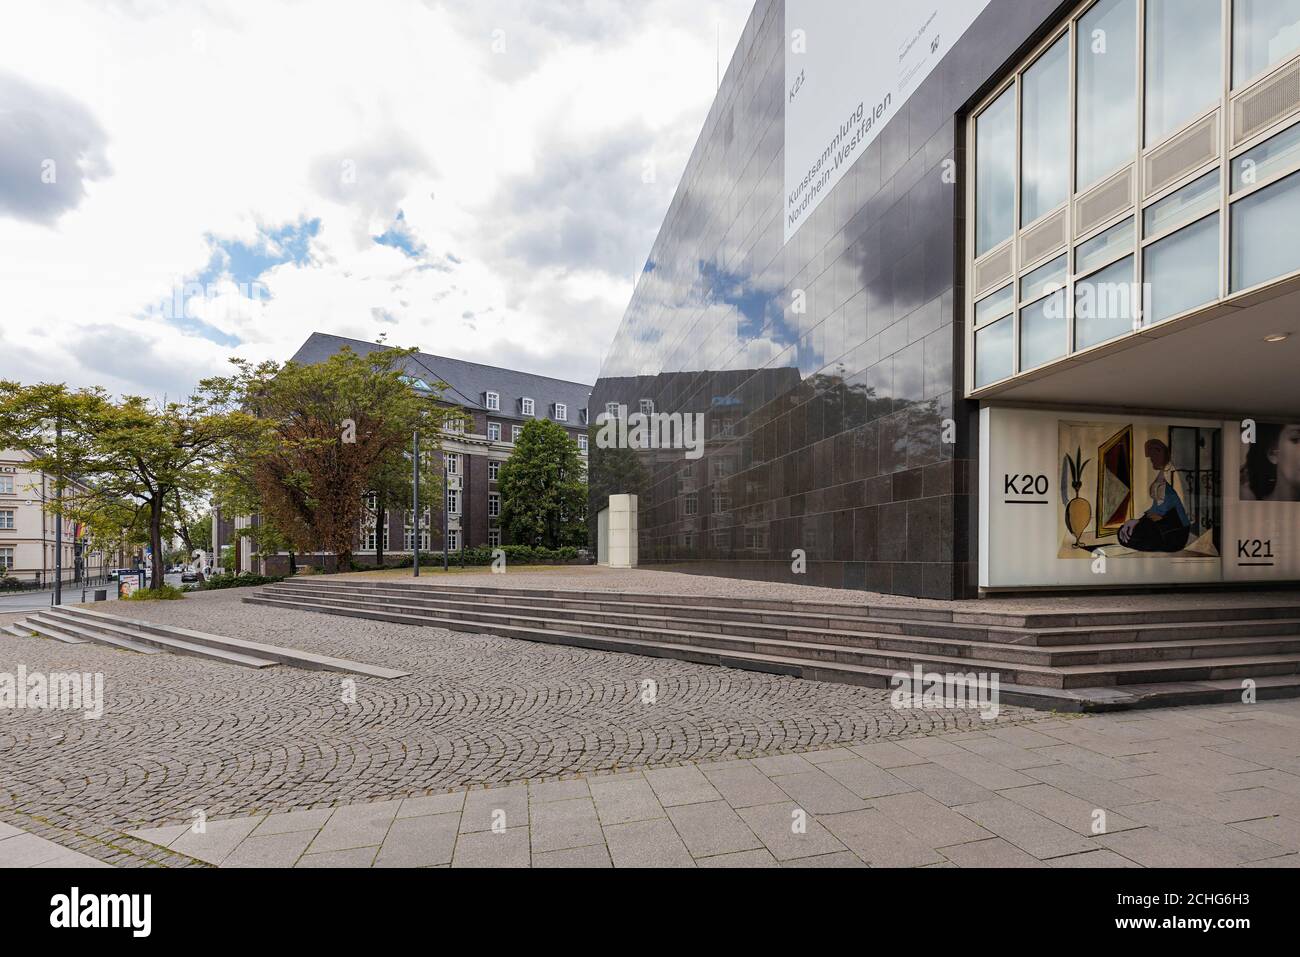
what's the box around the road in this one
[0,572,185,613]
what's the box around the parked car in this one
[181,570,201,583]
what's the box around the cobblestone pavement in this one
[124,699,1300,868]
[0,590,1047,866]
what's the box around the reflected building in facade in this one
[591,0,1300,598]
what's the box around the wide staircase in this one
[241,579,1300,711]
[4,605,409,678]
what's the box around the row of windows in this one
[363,527,501,552]
[970,0,1300,389]
[483,392,574,423]
[481,421,588,450]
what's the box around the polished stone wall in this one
[590,0,1069,597]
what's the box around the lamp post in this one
[412,430,420,578]
[53,417,63,607]
[442,456,449,572]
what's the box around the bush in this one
[198,572,285,590]
[415,544,581,568]
[124,584,186,601]
[0,576,22,592]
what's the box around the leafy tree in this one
[203,346,460,572]
[0,381,259,590]
[498,419,587,548]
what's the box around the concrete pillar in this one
[605,494,638,569]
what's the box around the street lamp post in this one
[53,417,63,607]
[412,430,420,578]
[442,457,449,572]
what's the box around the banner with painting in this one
[1057,420,1221,561]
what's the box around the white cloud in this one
[0,0,754,399]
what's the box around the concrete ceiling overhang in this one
[973,276,1300,419]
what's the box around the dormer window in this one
[604,402,620,420]
[639,399,655,416]
[579,408,588,425]
[485,391,500,411]
[521,397,535,416]
[554,403,567,422]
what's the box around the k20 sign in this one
[783,0,994,243]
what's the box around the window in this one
[1145,212,1220,323]
[974,285,1015,328]
[445,415,465,435]
[488,493,501,518]
[1075,255,1136,350]
[1233,0,1300,87]
[1020,289,1068,370]
[577,435,588,452]
[0,510,13,530]
[1021,34,1070,224]
[0,547,12,571]
[684,494,698,517]
[554,403,567,421]
[488,422,501,442]
[639,399,655,416]
[489,461,500,481]
[1144,170,1220,237]
[976,86,1016,255]
[975,316,1014,387]
[446,529,460,552]
[1076,0,1137,190]
[604,402,620,419]
[485,391,500,411]
[1231,170,1300,290]
[521,397,535,416]
[1076,216,1135,273]
[1231,122,1300,192]
[445,453,460,475]
[0,476,12,495]
[488,529,501,548]
[447,489,461,515]
[512,425,523,442]
[404,527,430,551]
[362,523,390,551]
[1021,254,1068,303]
[1145,0,1222,145]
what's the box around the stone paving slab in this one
[101,698,1300,868]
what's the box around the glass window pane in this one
[1233,0,1300,87]
[1145,0,1222,145]
[976,88,1017,256]
[975,284,1014,328]
[1075,255,1136,350]
[1020,290,1069,370]
[1143,169,1220,236]
[1231,121,1300,191]
[975,316,1014,387]
[1021,35,1070,224]
[1077,0,1138,190]
[1231,169,1300,289]
[1076,216,1135,273]
[1021,254,1068,303]
[1145,212,1220,323]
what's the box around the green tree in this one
[203,346,461,572]
[0,381,259,590]
[498,419,587,548]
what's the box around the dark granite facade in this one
[590,0,1068,598]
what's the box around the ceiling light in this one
[1263,333,1291,343]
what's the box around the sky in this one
[0,0,755,400]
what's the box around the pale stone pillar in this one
[605,494,638,569]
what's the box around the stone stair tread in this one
[1049,653,1300,675]
[58,605,411,679]
[42,609,278,669]
[257,590,1067,675]
[266,583,1300,644]
[260,588,1300,673]
[26,615,160,653]
[2,623,41,639]
[246,592,1300,711]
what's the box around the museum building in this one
[589,0,1300,597]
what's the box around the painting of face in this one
[1242,423,1300,502]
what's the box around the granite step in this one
[52,605,411,679]
[24,614,160,654]
[261,585,1300,666]
[38,609,277,669]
